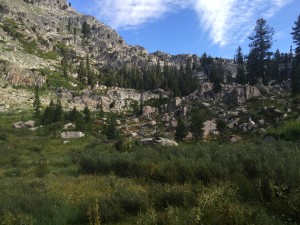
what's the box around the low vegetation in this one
[0,111,299,225]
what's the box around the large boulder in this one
[24,120,35,128]
[155,137,178,146]
[13,121,24,129]
[61,131,85,139]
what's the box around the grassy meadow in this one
[0,112,300,225]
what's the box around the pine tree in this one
[235,46,246,84]
[86,55,92,85]
[33,86,41,120]
[61,51,69,77]
[139,97,144,116]
[83,106,91,123]
[190,110,205,142]
[212,78,222,94]
[75,113,85,131]
[272,49,281,82]
[106,116,118,140]
[68,106,78,122]
[42,100,55,125]
[82,21,91,39]
[175,116,187,141]
[67,18,71,32]
[54,98,63,122]
[247,18,274,85]
[78,60,86,84]
[291,14,300,57]
[291,14,300,95]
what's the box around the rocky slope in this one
[1,0,296,142]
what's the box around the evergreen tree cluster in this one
[291,14,300,95]
[77,55,96,88]
[41,99,63,125]
[38,98,92,131]
[101,58,200,97]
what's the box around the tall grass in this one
[268,119,300,141]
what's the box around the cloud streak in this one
[91,0,190,29]
[90,0,292,46]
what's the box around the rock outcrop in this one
[194,83,261,104]
[0,61,45,87]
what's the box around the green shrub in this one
[99,188,147,223]
[190,184,253,225]
[34,159,48,178]
[268,120,300,141]
[0,132,7,141]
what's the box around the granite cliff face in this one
[0,0,237,85]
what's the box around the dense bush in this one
[77,141,300,224]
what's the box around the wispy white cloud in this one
[90,0,292,46]
[193,0,292,46]
[91,0,190,29]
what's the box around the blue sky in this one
[69,0,299,59]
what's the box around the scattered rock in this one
[228,111,239,117]
[139,137,178,146]
[241,127,248,134]
[170,120,177,128]
[133,118,139,123]
[131,132,138,138]
[143,106,157,117]
[258,119,265,126]
[229,135,242,143]
[13,121,24,129]
[257,128,267,135]
[264,136,276,142]
[148,120,157,127]
[248,117,256,126]
[274,109,282,115]
[29,127,39,131]
[64,123,75,130]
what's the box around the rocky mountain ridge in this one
[0,0,237,84]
